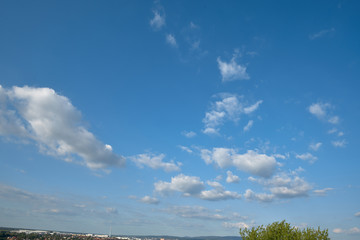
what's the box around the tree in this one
[239,220,329,240]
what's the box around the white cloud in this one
[296,153,318,164]
[308,102,339,125]
[182,130,196,138]
[223,222,249,229]
[309,28,335,40]
[154,175,241,201]
[199,181,241,201]
[166,34,177,47]
[217,55,249,82]
[201,148,277,178]
[140,196,159,205]
[105,207,118,214]
[154,174,205,196]
[355,212,360,217]
[0,85,125,169]
[250,173,312,199]
[178,145,193,153]
[309,102,329,119]
[244,189,274,202]
[328,116,339,124]
[333,227,360,234]
[226,171,240,183]
[243,100,263,114]
[150,10,165,30]
[309,142,322,151]
[243,120,253,132]
[202,94,262,135]
[313,188,334,196]
[130,153,181,172]
[164,205,229,221]
[332,140,347,148]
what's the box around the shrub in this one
[239,220,329,240]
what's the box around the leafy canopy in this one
[239,220,329,240]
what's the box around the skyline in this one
[0,1,360,239]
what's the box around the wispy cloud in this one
[243,120,254,132]
[313,188,334,196]
[332,140,347,148]
[308,102,340,125]
[333,227,360,234]
[203,94,262,135]
[181,130,196,138]
[150,9,165,31]
[166,34,177,47]
[296,152,318,164]
[0,85,125,169]
[130,153,181,172]
[309,142,322,151]
[309,28,335,40]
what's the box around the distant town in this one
[0,228,242,240]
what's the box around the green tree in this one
[239,220,329,240]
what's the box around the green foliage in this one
[239,220,329,240]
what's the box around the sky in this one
[0,0,360,239]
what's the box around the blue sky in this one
[0,0,360,239]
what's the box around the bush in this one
[239,220,329,240]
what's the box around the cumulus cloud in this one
[313,188,334,196]
[0,85,125,169]
[130,153,181,172]
[150,10,165,30]
[201,148,277,178]
[140,196,159,205]
[217,54,249,82]
[309,142,322,151]
[154,174,241,201]
[166,34,177,47]
[226,171,240,183]
[154,174,205,196]
[244,189,274,202]
[202,94,262,135]
[309,28,335,40]
[296,153,318,164]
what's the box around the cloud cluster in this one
[203,94,262,135]
[246,172,312,202]
[201,148,277,178]
[154,174,241,201]
[130,153,181,172]
[0,85,125,169]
